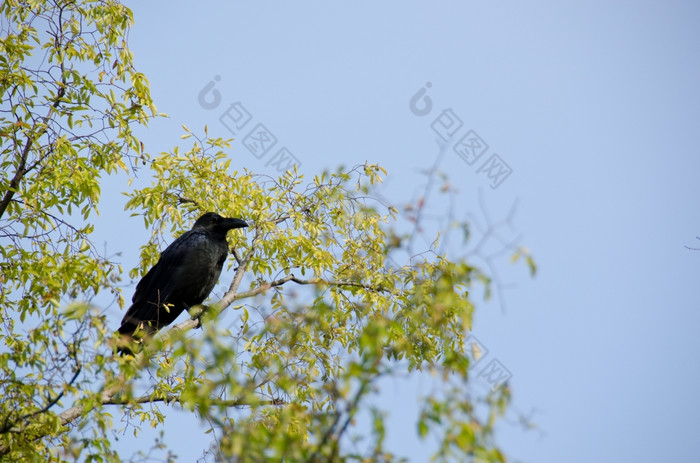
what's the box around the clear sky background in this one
[94,2,700,462]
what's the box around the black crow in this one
[117,212,247,353]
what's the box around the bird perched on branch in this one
[117,212,248,354]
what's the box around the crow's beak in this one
[225,217,248,229]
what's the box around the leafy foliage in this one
[0,0,155,458]
[0,1,534,462]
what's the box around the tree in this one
[0,1,535,461]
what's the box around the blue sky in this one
[96,2,700,461]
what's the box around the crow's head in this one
[193,212,248,237]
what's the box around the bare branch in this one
[232,275,389,301]
[103,394,283,408]
[231,247,243,265]
[58,381,122,427]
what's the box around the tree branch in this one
[52,383,285,438]
[103,394,283,408]
[165,268,393,342]
[308,375,375,463]
[0,366,81,435]
[0,82,65,220]
[57,380,122,428]
[232,275,389,301]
